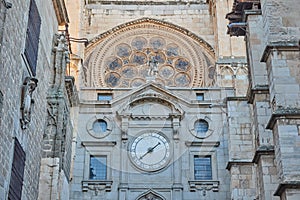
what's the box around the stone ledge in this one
[266,108,300,129]
[274,181,300,196]
[252,145,275,164]
[87,0,207,6]
[260,43,299,62]
[226,96,248,102]
[185,141,220,147]
[226,160,253,170]
[81,141,117,147]
[188,180,219,192]
[246,84,269,104]
[82,180,113,193]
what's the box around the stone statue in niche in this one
[20,77,38,129]
[147,56,159,77]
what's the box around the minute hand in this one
[139,142,161,159]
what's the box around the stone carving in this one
[137,190,164,200]
[147,56,159,77]
[20,77,38,129]
[52,33,69,93]
[84,18,215,88]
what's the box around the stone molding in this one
[136,189,166,200]
[266,108,300,130]
[188,180,219,195]
[252,145,275,164]
[246,84,269,104]
[87,0,207,6]
[81,141,117,147]
[185,141,220,147]
[52,0,69,25]
[82,180,113,194]
[274,181,300,196]
[260,44,300,62]
[226,160,253,170]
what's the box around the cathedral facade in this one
[67,0,300,199]
[0,0,299,200]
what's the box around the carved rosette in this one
[83,18,215,88]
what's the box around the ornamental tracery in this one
[83,18,215,88]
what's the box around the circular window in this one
[92,119,107,134]
[194,119,209,137]
[87,117,112,138]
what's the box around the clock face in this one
[129,132,171,172]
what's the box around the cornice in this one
[185,141,220,147]
[260,42,299,62]
[252,145,275,164]
[266,108,300,129]
[52,0,69,25]
[81,141,117,147]
[274,181,300,196]
[226,160,253,170]
[247,84,269,104]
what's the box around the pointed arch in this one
[83,18,216,88]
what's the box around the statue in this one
[20,77,38,129]
[147,56,159,77]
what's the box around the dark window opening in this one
[196,93,204,101]
[92,119,107,133]
[8,139,26,200]
[194,119,209,134]
[0,91,3,119]
[24,0,41,76]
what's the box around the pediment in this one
[115,82,185,118]
[136,189,165,200]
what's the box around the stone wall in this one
[226,98,256,199]
[83,0,215,48]
[261,0,300,45]
[0,0,69,199]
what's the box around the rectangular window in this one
[196,93,204,101]
[8,139,26,200]
[0,90,3,119]
[24,0,41,76]
[194,156,212,180]
[97,93,112,101]
[89,156,107,180]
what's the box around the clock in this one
[129,131,171,172]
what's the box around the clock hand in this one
[139,142,161,159]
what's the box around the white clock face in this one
[129,132,171,172]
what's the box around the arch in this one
[83,18,216,88]
[136,189,165,200]
[118,92,184,118]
